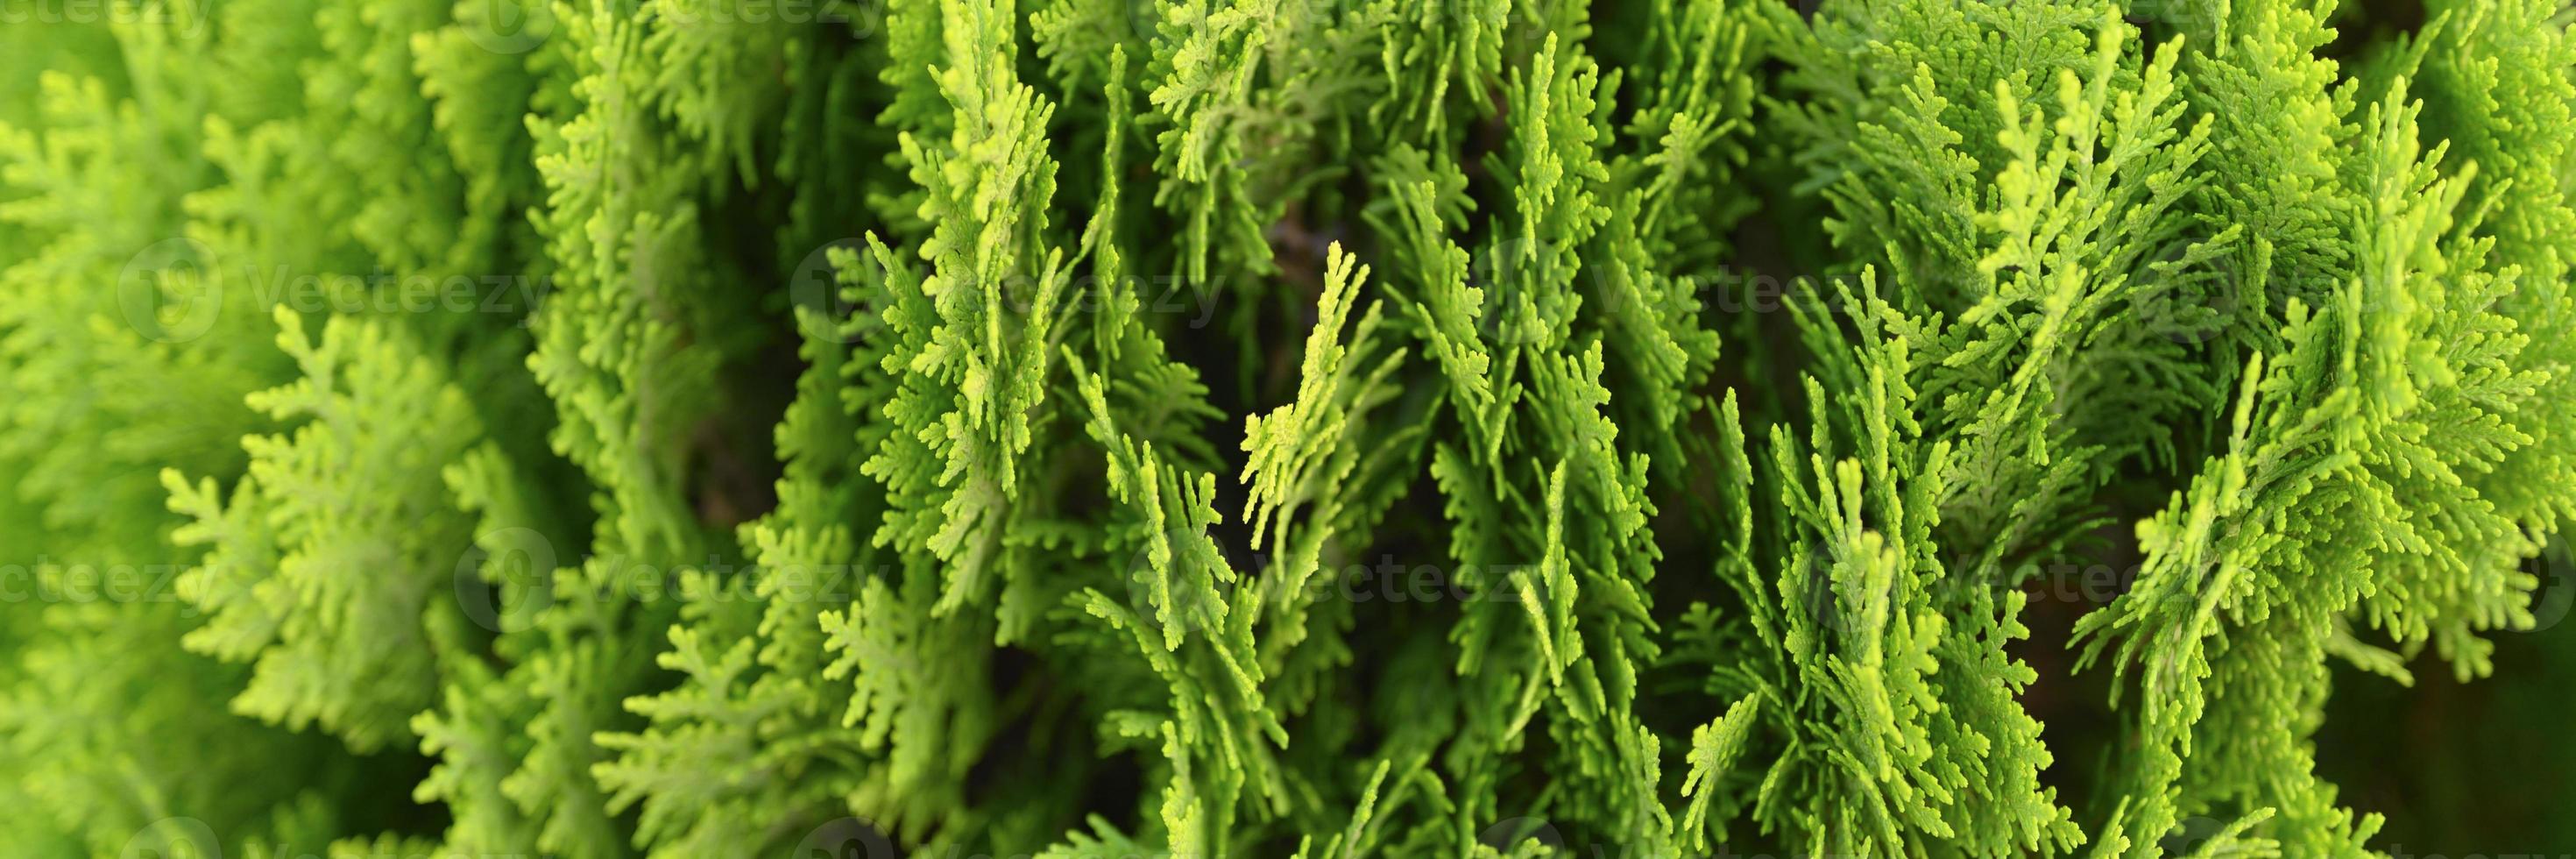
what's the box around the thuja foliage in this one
[4,0,2576,855]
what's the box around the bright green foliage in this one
[165,309,486,750]
[4,0,2576,856]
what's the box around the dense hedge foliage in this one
[5,0,2576,856]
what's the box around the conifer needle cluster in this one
[4,0,2574,856]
